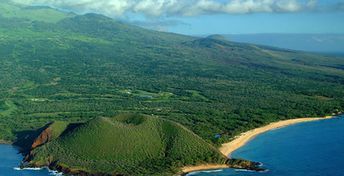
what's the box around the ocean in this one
[188,115,344,176]
[2,116,343,176]
[0,144,60,176]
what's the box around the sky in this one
[10,0,344,35]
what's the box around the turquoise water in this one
[0,144,59,176]
[188,116,344,176]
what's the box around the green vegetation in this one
[0,1,73,23]
[27,114,227,175]
[48,121,69,139]
[0,100,17,117]
[0,1,343,149]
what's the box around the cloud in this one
[10,0,341,17]
[129,19,189,31]
[306,0,317,8]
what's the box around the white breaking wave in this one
[200,169,223,173]
[13,167,43,171]
[188,169,224,175]
[48,168,64,176]
[13,166,64,175]
[235,169,255,172]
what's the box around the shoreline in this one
[181,164,229,175]
[219,115,336,157]
[3,115,341,175]
[0,140,12,145]
[183,114,340,175]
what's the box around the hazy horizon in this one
[8,0,344,35]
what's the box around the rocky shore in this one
[181,158,265,175]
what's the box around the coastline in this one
[0,140,12,145]
[219,115,335,157]
[8,114,341,176]
[183,114,339,175]
[181,164,229,175]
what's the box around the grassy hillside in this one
[0,1,343,146]
[0,1,73,23]
[27,114,227,175]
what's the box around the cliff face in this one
[22,121,69,164]
[23,126,53,163]
[226,159,265,172]
[31,127,53,149]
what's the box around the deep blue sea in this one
[0,144,61,176]
[188,115,344,176]
[1,116,343,176]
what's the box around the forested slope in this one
[0,1,343,144]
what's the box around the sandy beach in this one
[219,116,334,157]
[181,164,229,175]
[181,115,337,175]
